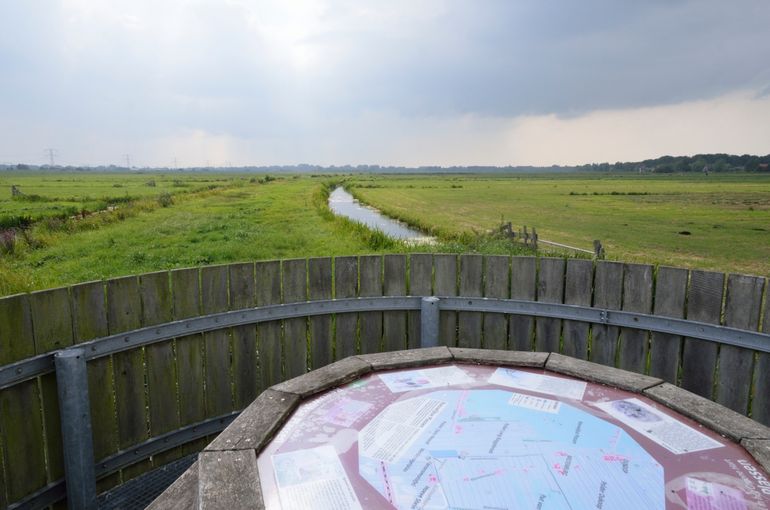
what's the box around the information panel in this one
[257,364,770,510]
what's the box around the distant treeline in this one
[578,153,770,174]
[2,153,769,174]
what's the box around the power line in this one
[123,154,131,169]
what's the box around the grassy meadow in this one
[0,172,234,226]
[0,174,393,294]
[1,170,768,296]
[345,173,770,276]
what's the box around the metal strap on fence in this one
[3,295,770,390]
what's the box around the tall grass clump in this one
[0,229,16,255]
[158,192,173,207]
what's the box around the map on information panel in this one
[256,364,770,510]
[358,390,663,509]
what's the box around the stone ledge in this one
[272,357,372,398]
[146,461,199,510]
[356,346,453,370]
[155,349,770,508]
[450,348,548,367]
[645,383,770,442]
[206,389,299,452]
[546,353,662,392]
[740,439,770,474]
[198,450,262,510]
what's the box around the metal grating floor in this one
[97,454,197,510]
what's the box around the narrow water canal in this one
[328,187,431,241]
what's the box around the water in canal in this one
[328,187,431,242]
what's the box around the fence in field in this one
[1,254,769,509]
[498,222,605,258]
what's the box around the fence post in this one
[55,348,97,510]
[420,297,440,347]
[593,240,605,259]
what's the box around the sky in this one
[1,0,769,168]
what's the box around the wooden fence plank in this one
[358,255,383,354]
[458,254,483,349]
[107,275,149,480]
[172,267,208,459]
[29,287,74,484]
[0,294,35,363]
[0,381,46,504]
[198,266,226,418]
[434,254,457,347]
[334,256,358,358]
[383,255,408,352]
[562,259,593,359]
[140,271,179,441]
[483,256,509,350]
[753,293,770,426]
[509,257,536,351]
[716,274,763,414]
[590,261,623,366]
[0,294,46,504]
[535,258,565,353]
[29,287,73,353]
[680,270,724,399]
[617,263,653,373]
[229,262,259,409]
[139,271,183,467]
[71,281,119,491]
[283,258,308,377]
[257,261,283,388]
[309,258,334,367]
[72,283,113,482]
[408,254,433,349]
[648,267,688,383]
[72,281,109,342]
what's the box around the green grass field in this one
[0,174,402,294]
[1,171,768,296]
[0,171,236,226]
[346,173,770,276]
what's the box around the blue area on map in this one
[428,450,458,458]
[359,389,664,510]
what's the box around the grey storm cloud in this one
[1,0,769,166]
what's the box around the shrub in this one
[11,193,46,202]
[146,179,157,187]
[19,229,45,250]
[128,252,147,264]
[158,192,173,207]
[40,216,67,232]
[0,215,33,230]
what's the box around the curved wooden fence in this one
[1,254,769,509]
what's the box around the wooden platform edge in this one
[145,460,199,510]
[644,383,770,442]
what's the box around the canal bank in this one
[328,187,434,244]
